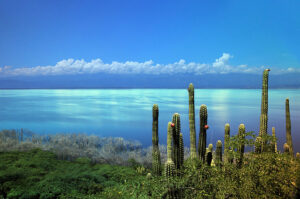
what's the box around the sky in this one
[0,0,300,88]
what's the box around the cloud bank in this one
[0,53,299,77]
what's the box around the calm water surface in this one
[0,89,299,152]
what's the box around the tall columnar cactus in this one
[224,123,230,164]
[215,140,223,167]
[164,122,175,178]
[206,144,213,166]
[152,104,159,147]
[237,124,245,168]
[286,98,294,156]
[152,104,161,175]
[198,105,208,162]
[172,113,181,169]
[271,127,277,153]
[188,83,197,159]
[179,133,184,167]
[283,143,290,154]
[258,69,270,152]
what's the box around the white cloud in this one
[212,53,233,68]
[0,53,299,77]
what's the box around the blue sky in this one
[0,0,299,87]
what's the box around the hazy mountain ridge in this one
[0,73,299,89]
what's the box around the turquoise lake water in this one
[0,89,299,152]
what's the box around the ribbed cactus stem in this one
[286,98,294,156]
[215,140,223,167]
[259,69,270,152]
[237,124,245,168]
[206,144,213,166]
[259,114,267,152]
[224,123,230,164]
[188,83,197,159]
[164,122,175,178]
[198,104,208,162]
[152,150,161,176]
[271,127,277,153]
[179,133,184,167]
[167,122,173,161]
[172,113,181,169]
[152,104,159,146]
[283,143,290,154]
[152,104,161,175]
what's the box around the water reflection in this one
[0,89,299,152]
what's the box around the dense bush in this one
[0,149,141,199]
[113,152,299,199]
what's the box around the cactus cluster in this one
[198,105,208,162]
[152,104,162,176]
[150,69,297,197]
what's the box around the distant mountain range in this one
[0,74,299,89]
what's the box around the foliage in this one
[0,130,299,198]
[120,152,299,199]
[0,149,141,199]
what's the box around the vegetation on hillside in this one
[0,139,299,198]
